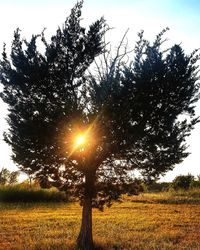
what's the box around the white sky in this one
[0,0,200,181]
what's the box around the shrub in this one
[190,180,200,189]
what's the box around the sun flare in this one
[75,134,86,147]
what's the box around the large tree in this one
[0,1,200,249]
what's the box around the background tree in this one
[22,168,35,188]
[0,1,200,249]
[172,174,195,190]
[0,168,10,185]
[0,167,19,185]
[8,170,20,185]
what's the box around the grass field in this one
[0,191,200,250]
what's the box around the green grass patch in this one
[0,185,67,203]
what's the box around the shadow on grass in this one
[93,244,119,250]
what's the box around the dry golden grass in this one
[0,192,200,250]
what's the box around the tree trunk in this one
[77,174,94,250]
[29,176,32,188]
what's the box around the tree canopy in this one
[0,1,200,249]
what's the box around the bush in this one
[143,181,170,192]
[171,174,194,190]
[0,186,67,202]
[190,180,200,189]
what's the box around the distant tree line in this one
[143,174,200,192]
[1,167,199,193]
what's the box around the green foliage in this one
[171,174,195,190]
[0,185,67,202]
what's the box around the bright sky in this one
[0,0,200,181]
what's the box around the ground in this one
[0,192,200,250]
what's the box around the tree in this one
[0,167,19,185]
[0,168,10,185]
[172,174,194,190]
[0,1,200,249]
[8,170,20,184]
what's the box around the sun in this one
[75,134,86,147]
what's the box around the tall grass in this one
[169,188,200,198]
[124,188,200,204]
[0,185,67,202]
